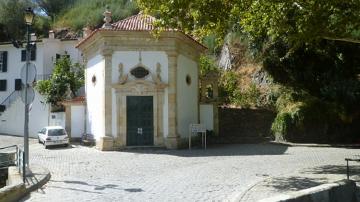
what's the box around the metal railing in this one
[0,145,25,182]
[0,91,20,112]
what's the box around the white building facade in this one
[77,14,206,150]
[0,34,81,137]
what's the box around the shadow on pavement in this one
[44,144,75,150]
[264,176,328,192]
[302,164,360,175]
[263,165,360,193]
[121,144,289,157]
[50,179,143,193]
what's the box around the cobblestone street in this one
[1,135,359,201]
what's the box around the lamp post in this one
[23,7,35,170]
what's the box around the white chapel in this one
[76,11,206,150]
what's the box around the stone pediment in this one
[112,79,167,95]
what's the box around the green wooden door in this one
[126,96,154,146]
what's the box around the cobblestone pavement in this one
[1,135,359,202]
[0,134,36,148]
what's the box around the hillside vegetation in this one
[0,0,137,41]
[54,0,138,31]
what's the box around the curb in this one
[259,180,357,202]
[25,165,51,194]
[268,141,360,148]
[0,165,50,202]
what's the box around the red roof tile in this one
[111,13,168,31]
[76,13,206,50]
[61,96,86,105]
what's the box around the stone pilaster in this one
[156,90,164,145]
[98,48,114,151]
[165,51,179,149]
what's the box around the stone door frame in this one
[126,95,154,146]
[113,80,167,148]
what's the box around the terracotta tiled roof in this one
[61,96,86,105]
[76,13,206,50]
[111,13,169,31]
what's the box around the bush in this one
[199,55,219,76]
[232,83,261,108]
[219,70,238,104]
[269,88,358,143]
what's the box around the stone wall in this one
[212,107,276,144]
[260,180,358,202]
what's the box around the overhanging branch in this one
[323,36,360,44]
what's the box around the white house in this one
[76,12,206,150]
[0,32,82,137]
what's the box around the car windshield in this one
[48,129,66,136]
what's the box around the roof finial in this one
[102,5,112,29]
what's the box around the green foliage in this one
[269,87,353,143]
[0,0,138,41]
[233,83,260,108]
[0,0,32,41]
[55,0,138,31]
[202,35,217,55]
[138,0,237,41]
[35,0,76,20]
[271,112,292,142]
[199,55,218,77]
[35,57,84,105]
[138,0,360,47]
[263,40,360,113]
[219,70,237,103]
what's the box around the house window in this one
[14,79,22,91]
[56,54,70,61]
[21,49,36,61]
[0,51,8,72]
[0,80,7,91]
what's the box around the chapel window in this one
[130,66,149,79]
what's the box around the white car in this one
[37,126,69,148]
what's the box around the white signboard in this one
[190,124,206,133]
[189,124,207,150]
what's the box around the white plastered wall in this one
[200,104,214,131]
[0,43,44,98]
[49,112,65,128]
[42,39,60,75]
[71,105,85,138]
[0,91,50,137]
[0,38,82,137]
[111,51,169,138]
[85,54,105,140]
[176,54,199,138]
[0,44,21,98]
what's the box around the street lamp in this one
[23,7,35,172]
[25,7,35,25]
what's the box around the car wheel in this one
[44,144,48,149]
[38,138,41,143]
[64,144,69,147]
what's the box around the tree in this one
[0,0,32,41]
[36,57,84,105]
[0,0,57,42]
[54,0,138,31]
[34,0,76,21]
[137,0,360,45]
